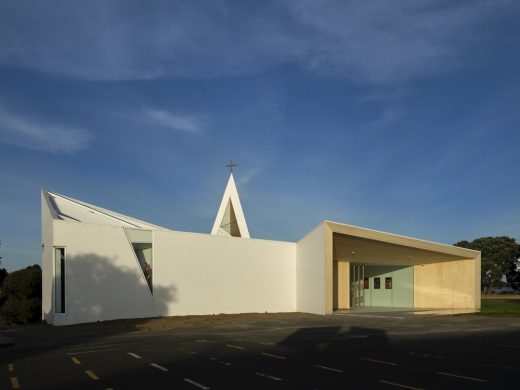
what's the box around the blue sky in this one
[1,1,519,271]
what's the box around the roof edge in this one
[324,220,480,258]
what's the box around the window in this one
[385,277,393,289]
[125,229,153,293]
[54,248,65,313]
[374,277,380,289]
[364,277,369,289]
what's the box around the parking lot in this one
[1,312,520,389]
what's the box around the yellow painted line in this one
[361,357,398,366]
[8,363,14,371]
[261,352,286,360]
[314,364,343,373]
[85,370,100,380]
[226,344,245,350]
[437,371,486,382]
[10,377,20,389]
[380,379,425,390]
[71,357,81,365]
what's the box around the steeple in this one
[211,173,250,238]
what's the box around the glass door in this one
[350,263,365,308]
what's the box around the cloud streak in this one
[0,108,91,153]
[0,0,516,84]
[141,108,201,134]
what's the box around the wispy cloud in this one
[0,1,515,84]
[141,108,202,134]
[0,107,91,153]
[236,167,261,187]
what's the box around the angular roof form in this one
[211,173,250,238]
[326,220,479,262]
[42,190,166,230]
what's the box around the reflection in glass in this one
[54,247,65,313]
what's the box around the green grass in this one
[479,298,520,316]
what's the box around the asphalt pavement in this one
[1,313,519,389]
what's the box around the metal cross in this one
[226,160,237,173]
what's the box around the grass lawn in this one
[480,297,520,316]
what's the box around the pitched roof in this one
[42,190,166,230]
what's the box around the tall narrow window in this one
[54,248,65,313]
[125,229,153,293]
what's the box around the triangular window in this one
[125,229,153,293]
[220,200,241,237]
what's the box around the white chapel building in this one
[41,173,481,325]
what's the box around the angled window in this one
[54,247,65,313]
[220,200,241,237]
[125,229,153,293]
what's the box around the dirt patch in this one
[60,312,317,333]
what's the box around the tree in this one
[0,238,6,287]
[0,268,7,287]
[455,236,520,294]
[506,258,520,291]
[0,265,41,324]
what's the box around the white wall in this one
[52,221,158,325]
[154,230,296,316]
[41,192,55,323]
[48,222,296,325]
[296,223,326,314]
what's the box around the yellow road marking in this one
[314,364,343,373]
[10,377,20,389]
[85,370,99,380]
[71,357,81,365]
[437,371,486,382]
[8,364,14,371]
[361,357,398,366]
[380,379,425,390]
[261,352,286,360]
[226,344,245,350]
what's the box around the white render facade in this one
[42,174,481,326]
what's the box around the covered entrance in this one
[330,224,480,313]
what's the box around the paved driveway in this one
[1,313,519,389]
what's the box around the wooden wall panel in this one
[333,261,349,310]
[414,259,477,309]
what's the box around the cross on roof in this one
[226,160,237,173]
